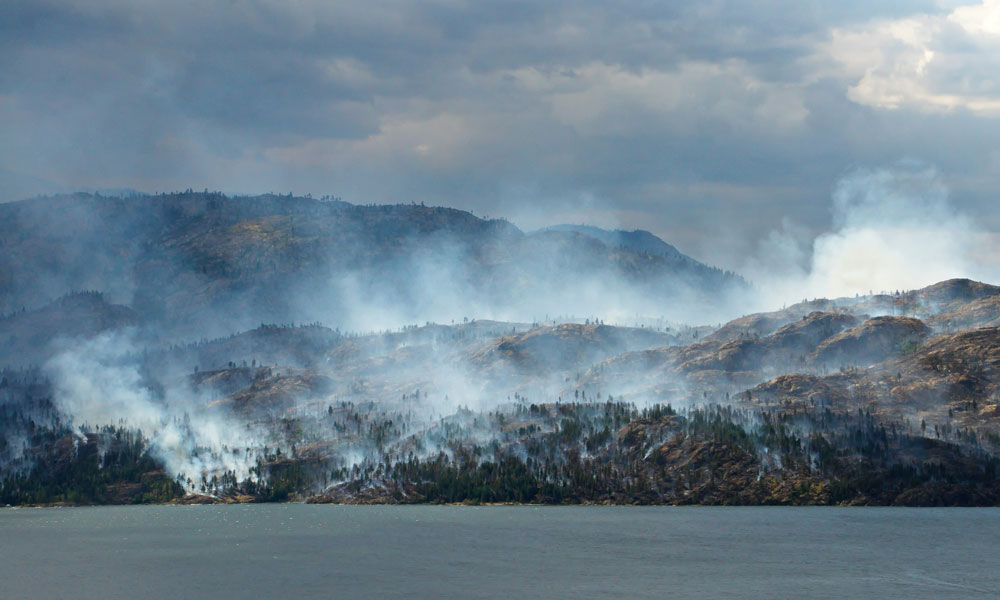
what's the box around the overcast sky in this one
[3,0,1000,269]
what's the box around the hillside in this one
[1,193,999,507]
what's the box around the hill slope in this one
[2,192,999,507]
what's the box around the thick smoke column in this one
[45,332,262,491]
[812,164,979,296]
[746,162,1000,308]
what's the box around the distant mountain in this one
[0,191,748,341]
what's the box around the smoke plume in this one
[746,162,1000,308]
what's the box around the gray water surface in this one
[1,506,998,599]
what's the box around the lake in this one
[1,506,998,599]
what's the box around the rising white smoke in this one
[45,331,263,491]
[747,162,1000,308]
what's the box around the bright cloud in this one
[830,1,1000,115]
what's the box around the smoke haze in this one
[45,332,264,490]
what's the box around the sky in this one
[3,0,1000,271]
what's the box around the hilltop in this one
[538,225,693,262]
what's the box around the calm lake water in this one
[1,505,998,599]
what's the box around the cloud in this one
[829,0,1000,115]
[512,61,809,136]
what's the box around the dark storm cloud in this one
[2,0,999,269]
